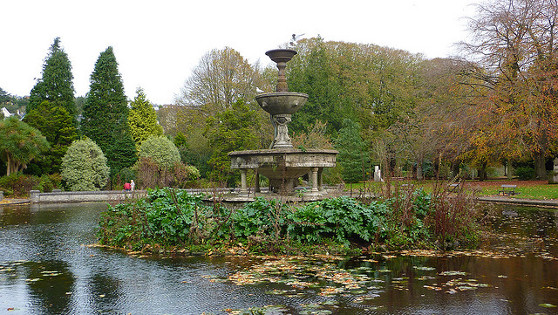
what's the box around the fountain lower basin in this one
[229,148,338,197]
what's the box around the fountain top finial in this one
[266,49,297,92]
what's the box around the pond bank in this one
[478,196,558,208]
[3,194,556,207]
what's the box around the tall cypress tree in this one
[82,46,137,176]
[28,37,76,119]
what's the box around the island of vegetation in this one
[97,186,481,256]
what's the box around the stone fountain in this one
[229,49,337,199]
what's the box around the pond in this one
[0,202,557,314]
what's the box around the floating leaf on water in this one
[379,269,391,273]
[439,271,468,276]
[25,278,41,282]
[498,275,508,278]
[417,276,436,281]
[265,289,289,295]
[350,289,367,295]
[414,266,436,271]
[456,286,477,291]
[300,311,332,315]
[424,285,442,291]
[539,303,557,308]
[312,310,333,314]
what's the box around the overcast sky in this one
[1,0,478,105]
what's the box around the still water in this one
[0,202,557,314]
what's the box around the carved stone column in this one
[240,169,248,195]
[311,168,319,193]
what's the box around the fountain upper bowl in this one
[265,49,297,63]
[256,92,308,115]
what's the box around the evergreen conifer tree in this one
[82,46,137,177]
[128,88,163,149]
[23,101,77,174]
[24,38,77,175]
[335,119,369,183]
[28,37,76,119]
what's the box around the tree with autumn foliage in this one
[177,47,267,112]
[462,0,558,179]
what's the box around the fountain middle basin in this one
[256,92,308,115]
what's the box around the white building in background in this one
[1,107,13,118]
[1,107,23,119]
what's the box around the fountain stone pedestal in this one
[229,49,338,199]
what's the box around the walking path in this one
[0,198,30,206]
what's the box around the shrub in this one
[514,166,536,180]
[288,197,381,245]
[98,188,211,249]
[0,172,41,197]
[32,174,55,192]
[61,138,109,191]
[138,136,181,170]
[425,184,480,249]
[232,198,283,239]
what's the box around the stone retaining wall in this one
[29,190,147,204]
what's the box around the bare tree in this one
[176,47,264,111]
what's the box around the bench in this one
[448,183,459,192]
[499,184,518,196]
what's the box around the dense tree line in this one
[1,0,556,192]
[0,39,195,192]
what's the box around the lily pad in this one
[439,271,468,276]
[414,266,436,271]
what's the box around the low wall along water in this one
[29,190,147,203]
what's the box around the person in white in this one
[130,180,135,191]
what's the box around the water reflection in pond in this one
[0,202,557,314]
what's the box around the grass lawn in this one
[344,179,558,200]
